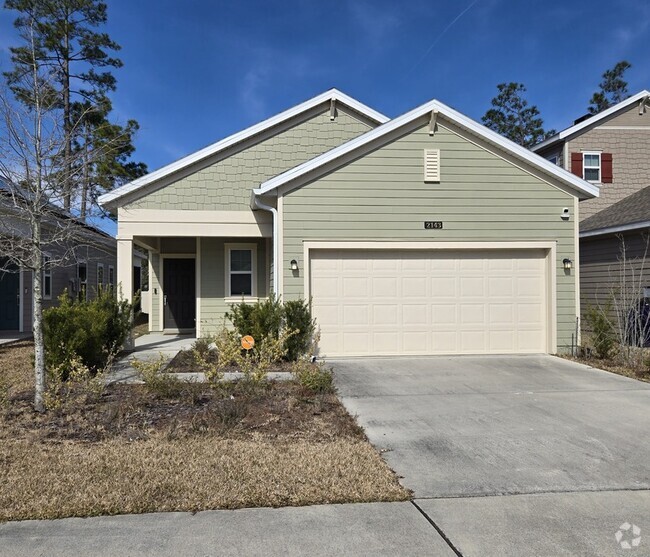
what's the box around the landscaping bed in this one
[0,341,409,522]
[562,352,650,383]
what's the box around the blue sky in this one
[1,0,649,236]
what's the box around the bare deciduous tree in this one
[0,20,124,412]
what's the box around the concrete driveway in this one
[334,355,650,556]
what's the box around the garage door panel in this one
[310,249,547,357]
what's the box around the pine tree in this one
[482,83,555,148]
[4,0,145,214]
[588,61,632,114]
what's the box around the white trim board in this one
[532,90,650,152]
[99,89,388,210]
[254,98,599,201]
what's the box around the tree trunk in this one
[32,219,45,413]
[62,14,72,211]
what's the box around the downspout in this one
[253,195,279,296]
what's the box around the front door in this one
[163,258,196,330]
[0,261,20,331]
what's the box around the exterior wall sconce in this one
[563,258,572,271]
[290,259,299,271]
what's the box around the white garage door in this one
[310,249,548,357]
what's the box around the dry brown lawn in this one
[0,341,409,522]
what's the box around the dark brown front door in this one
[163,258,195,330]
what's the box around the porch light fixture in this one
[563,258,572,271]
[290,259,299,271]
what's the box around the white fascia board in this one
[254,98,600,200]
[580,221,650,238]
[532,90,650,153]
[98,89,389,210]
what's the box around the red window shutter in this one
[570,152,583,177]
[601,153,613,183]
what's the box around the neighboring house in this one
[580,186,650,314]
[533,90,650,221]
[99,89,597,357]
[533,91,650,328]
[0,191,117,333]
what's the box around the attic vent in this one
[424,149,441,182]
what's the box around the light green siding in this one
[282,121,578,352]
[126,109,372,211]
[199,237,267,334]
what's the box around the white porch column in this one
[117,237,134,350]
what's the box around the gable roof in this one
[532,90,650,153]
[98,89,389,210]
[580,185,650,238]
[253,97,600,200]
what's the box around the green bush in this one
[291,360,334,394]
[43,290,132,379]
[226,295,284,343]
[132,355,185,399]
[585,306,616,359]
[226,296,315,361]
[284,299,316,361]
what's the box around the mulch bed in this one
[165,348,295,374]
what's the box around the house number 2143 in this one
[424,221,443,229]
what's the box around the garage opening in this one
[309,248,550,357]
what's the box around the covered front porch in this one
[117,208,273,338]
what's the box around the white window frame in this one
[42,254,52,300]
[225,243,257,300]
[97,263,104,291]
[77,260,88,301]
[582,151,601,183]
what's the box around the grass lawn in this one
[0,341,409,522]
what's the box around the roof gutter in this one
[252,195,278,295]
[579,220,650,238]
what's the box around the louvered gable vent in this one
[424,149,440,182]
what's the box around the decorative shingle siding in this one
[282,119,578,352]
[567,104,650,221]
[126,109,373,211]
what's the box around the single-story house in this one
[99,89,598,357]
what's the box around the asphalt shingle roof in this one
[581,185,650,233]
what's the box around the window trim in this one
[225,243,257,299]
[582,151,601,183]
[42,254,52,300]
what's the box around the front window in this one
[42,255,52,300]
[77,261,87,301]
[97,263,104,291]
[227,245,255,297]
[108,265,115,290]
[583,153,601,182]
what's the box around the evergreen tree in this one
[482,83,555,148]
[4,0,145,214]
[588,61,632,114]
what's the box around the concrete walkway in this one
[0,331,32,346]
[106,333,196,383]
[0,502,457,557]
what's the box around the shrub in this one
[132,355,185,398]
[226,296,315,361]
[43,290,132,379]
[284,299,316,361]
[291,360,335,394]
[585,306,616,359]
[226,294,284,343]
